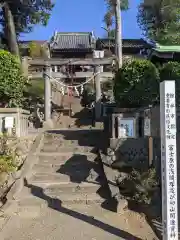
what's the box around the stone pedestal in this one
[116,198,128,213]
[43,119,54,130]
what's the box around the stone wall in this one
[0,135,36,206]
[115,138,149,168]
[110,134,180,178]
[0,108,29,137]
[105,105,180,175]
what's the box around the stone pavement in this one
[0,203,157,240]
[0,128,157,240]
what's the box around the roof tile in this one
[96,38,151,49]
[51,32,93,50]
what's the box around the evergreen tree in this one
[0,1,54,56]
[138,0,180,45]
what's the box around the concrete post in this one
[54,65,57,72]
[94,65,102,120]
[21,57,29,78]
[44,63,51,121]
[112,114,115,139]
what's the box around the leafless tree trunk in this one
[115,0,122,68]
[3,2,20,57]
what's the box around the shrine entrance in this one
[27,57,114,128]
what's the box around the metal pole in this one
[94,66,102,120]
[44,63,51,121]
[115,0,123,68]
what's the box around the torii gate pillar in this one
[44,63,51,121]
[94,65,102,120]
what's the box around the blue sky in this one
[20,0,142,41]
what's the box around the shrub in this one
[130,168,159,204]
[114,59,160,108]
[25,78,44,98]
[160,62,180,105]
[0,135,16,175]
[0,50,27,107]
[0,155,16,173]
[160,61,180,81]
[118,167,159,204]
[28,42,43,58]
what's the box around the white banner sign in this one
[144,118,151,136]
[5,117,14,128]
[160,80,178,240]
[118,118,135,138]
[144,109,151,136]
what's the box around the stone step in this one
[43,139,79,146]
[16,183,105,206]
[14,196,47,208]
[43,130,102,145]
[44,183,100,196]
[43,139,97,147]
[14,192,104,208]
[44,129,102,137]
[32,163,63,173]
[48,192,104,204]
[32,160,99,174]
[19,182,101,198]
[37,155,73,165]
[102,163,120,199]
[37,152,98,165]
[40,145,94,153]
[38,152,97,157]
[29,173,70,184]
[29,171,100,186]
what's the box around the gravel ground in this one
[0,200,158,240]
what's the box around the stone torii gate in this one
[28,57,115,122]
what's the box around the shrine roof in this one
[96,38,151,49]
[153,44,180,52]
[50,32,95,50]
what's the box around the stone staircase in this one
[0,128,159,240]
[16,129,108,206]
